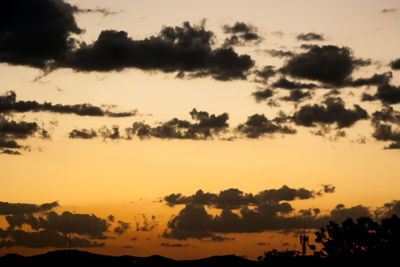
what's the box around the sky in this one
[1,0,400,260]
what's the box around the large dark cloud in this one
[0,230,104,248]
[0,0,82,68]
[0,201,58,215]
[162,203,373,240]
[281,45,370,86]
[60,22,254,81]
[0,201,112,248]
[296,32,325,41]
[0,91,136,117]
[163,186,400,240]
[164,185,330,210]
[222,22,262,47]
[1,1,254,81]
[5,211,109,239]
[128,109,229,140]
[292,97,369,128]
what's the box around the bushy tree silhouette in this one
[315,215,400,261]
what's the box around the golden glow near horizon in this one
[1,0,400,260]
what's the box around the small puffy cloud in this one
[296,32,325,41]
[237,114,296,138]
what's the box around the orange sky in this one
[1,0,400,260]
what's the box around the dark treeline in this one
[258,215,400,266]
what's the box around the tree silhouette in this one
[315,215,400,261]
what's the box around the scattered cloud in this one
[237,114,296,138]
[0,91,136,117]
[222,22,263,47]
[292,97,368,128]
[296,32,325,41]
[281,45,370,86]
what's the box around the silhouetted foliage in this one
[315,215,400,260]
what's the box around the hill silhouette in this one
[0,250,256,267]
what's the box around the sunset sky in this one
[1,0,400,260]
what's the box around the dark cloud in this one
[74,7,119,17]
[265,49,294,58]
[0,230,104,248]
[0,116,39,139]
[322,185,335,194]
[128,109,229,140]
[280,89,313,102]
[0,206,112,248]
[0,91,136,117]
[99,126,121,140]
[254,66,276,83]
[237,114,296,138]
[108,215,115,222]
[69,129,97,139]
[160,242,190,248]
[0,201,58,215]
[222,22,262,47]
[162,202,373,240]
[0,0,82,68]
[371,106,400,125]
[272,77,317,90]
[162,187,398,241]
[390,59,400,70]
[252,89,274,102]
[164,185,325,209]
[4,211,109,239]
[222,22,254,34]
[60,22,254,81]
[281,45,369,86]
[0,149,21,155]
[374,83,400,104]
[292,97,369,128]
[0,115,49,154]
[136,214,158,232]
[2,2,254,80]
[345,72,392,87]
[113,220,130,236]
[372,122,400,149]
[296,33,325,41]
